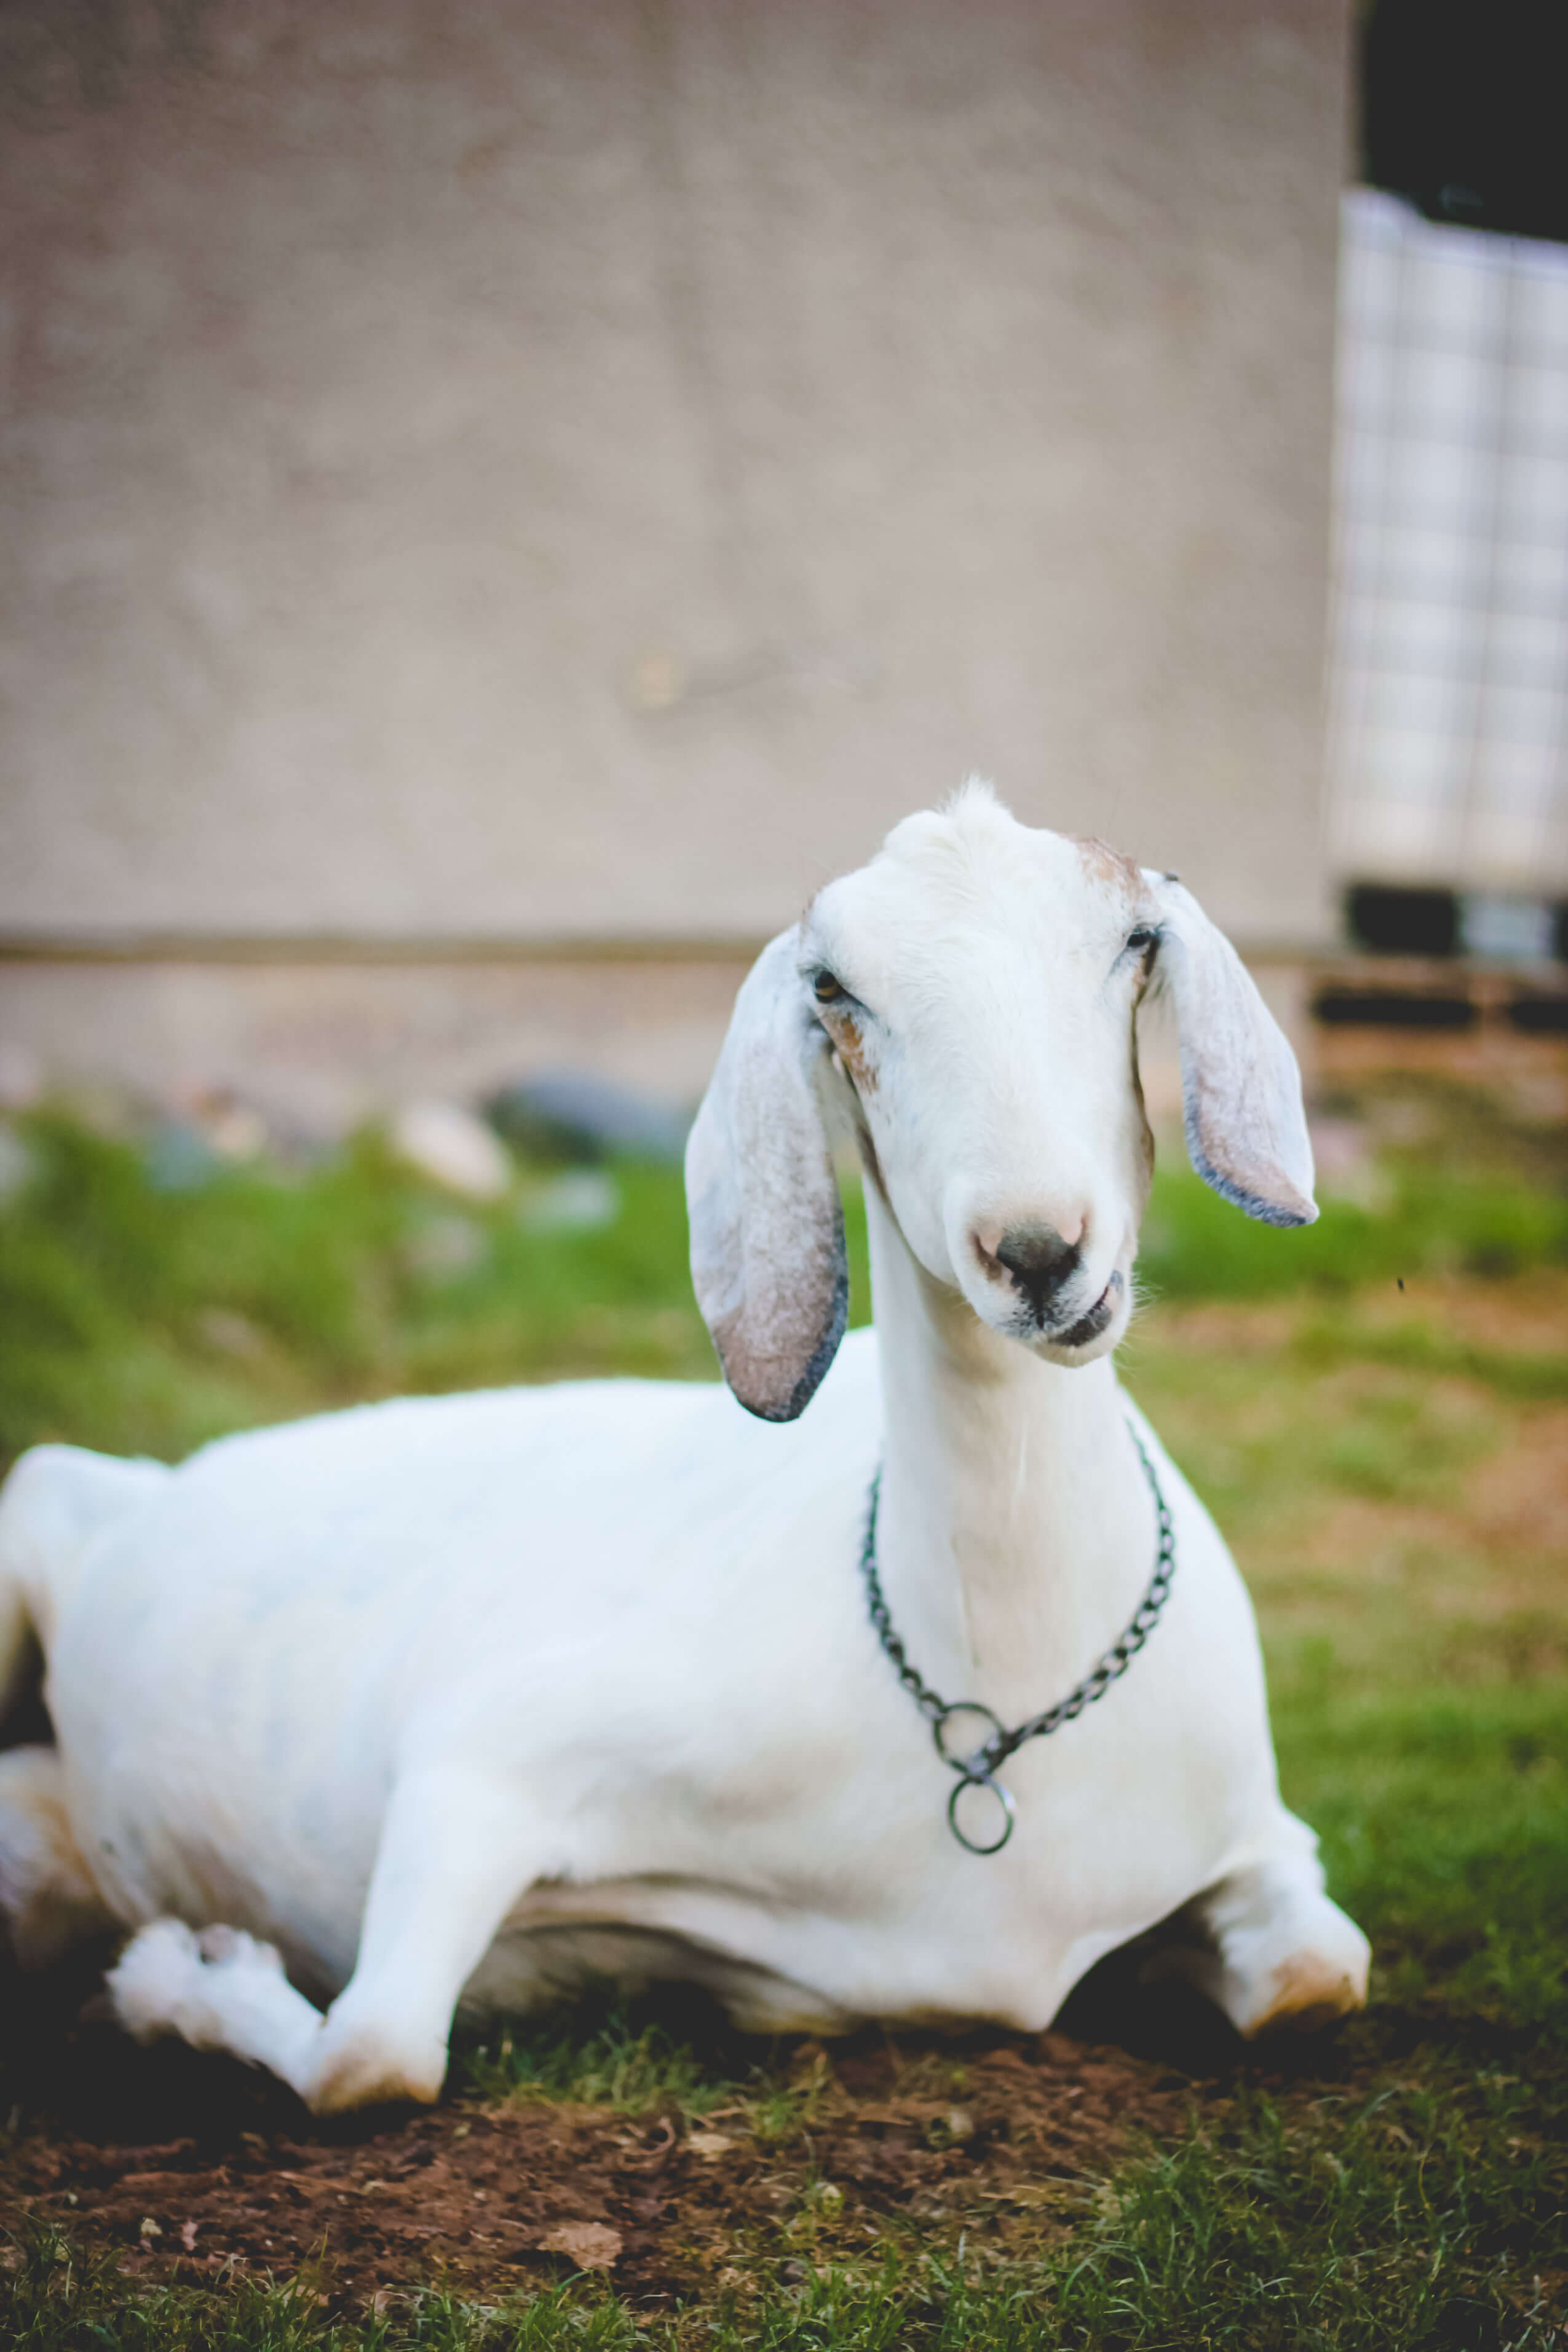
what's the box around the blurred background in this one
[0,0,1358,1128]
[0,4,1566,2289]
[3,0,1566,1122]
[1,0,1566,1324]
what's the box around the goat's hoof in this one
[107,1917,204,2041]
[1240,1948,1368,2038]
[307,2014,447,2115]
[1230,1917,1371,2038]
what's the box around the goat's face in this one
[687,783,1317,1422]
[800,799,1158,1364]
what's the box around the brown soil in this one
[1154,1274,1568,1368]
[1261,1394,1568,1644]
[0,1951,1360,2314]
[1348,1270,1568,1358]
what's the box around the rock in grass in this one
[486,1071,690,1166]
[143,1120,224,1193]
[537,2220,622,2270]
[390,1101,513,1201]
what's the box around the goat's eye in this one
[813,971,847,1005]
[1125,927,1159,960]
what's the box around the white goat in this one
[0,786,1369,2113]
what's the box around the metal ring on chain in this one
[860,1416,1178,1853]
[948,1770,1017,1855]
[932,1702,1006,1775]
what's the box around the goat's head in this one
[686,782,1317,1421]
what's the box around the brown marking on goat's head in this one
[823,1004,887,1200]
[831,1012,878,1100]
[1071,834,1144,897]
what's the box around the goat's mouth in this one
[1046,1270,1123,1351]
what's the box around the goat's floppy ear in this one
[686,928,849,1420]
[1144,875,1318,1228]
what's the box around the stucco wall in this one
[1,0,1348,978]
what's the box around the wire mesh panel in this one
[1327,189,1568,895]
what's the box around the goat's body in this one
[5,1333,1292,2038]
[1,796,1372,2108]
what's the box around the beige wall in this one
[1,0,1347,1107]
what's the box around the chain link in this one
[860,1417,1178,1852]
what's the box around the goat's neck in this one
[865,1182,1152,1722]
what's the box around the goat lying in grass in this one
[0,786,1368,2113]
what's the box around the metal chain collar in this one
[860,1417,1178,1855]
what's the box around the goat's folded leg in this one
[107,1763,540,2113]
[1151,1808,1371,2037]
[0,1745,116,1967]
[109,1917,327,2089]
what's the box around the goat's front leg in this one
[108,1764,537,2113]
[1158,1808,1371,2037]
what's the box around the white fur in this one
[0,789,1368,2112]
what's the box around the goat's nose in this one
[991,1224,1082,1320]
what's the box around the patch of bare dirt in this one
[0,1955,1361,2312]
[1280,1401,1568,1631]
[1352,1272,1568,1358]
[1133,1301,1302,1358]
[1148,1275,1568,1388]
[1461,1404,1568,1559]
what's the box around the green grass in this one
[2,1091,1567,2346]
[0,1112,881,1473]
[1277,1676,1568,2042]
[1138,1149,1568,1302]
[457,2003,746,2120]
[1047,2069,1567,2351]
[0,1115,708,1470]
